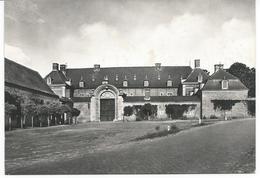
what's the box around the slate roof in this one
[202,69,248,91]
[5,58,58,97]
[46,66,192,89]
[124,96,200,103]
[183,68,209,83]
[45,70,69,85]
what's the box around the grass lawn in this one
[5,119,217,172]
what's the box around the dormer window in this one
[115,74,118,81]
[222,80,228,89]
[47,77,52,85]
[167,80,173,87]
[198,73,203,83]
[92,74,95,82]
[79,81,84,88]
[123,80,128,87]
[144,80,149,87]
[134,74,136,80]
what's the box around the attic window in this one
[134,74,136,80]
[144,80,149,87]
[79,81,84,88]
[92,75,95,82]
[222,80,228,89]
[123,80,128,87]
[198,73,203,83]
[47,77,52,85]
[167,80,173,87]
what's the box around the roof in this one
[202,69,248,91]
[46,66,192,89]
[183,68,209,83]
[45,70,68,85]
[5,58,58,97]
[124,96,200,103]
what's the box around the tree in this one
[228,62,255,97]
[72,108,81,124]
[36,104,50,127]
[5,103,17,131]
[211,100,240,120]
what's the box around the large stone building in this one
[45,60,209,122]
[201,65,249,119]
[5,58,59,128]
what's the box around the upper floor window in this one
[92,74,95,82]
[167,80,173,87]
[222,80,228,89]
[115,74,118,81]
[144,80,149,87]
[158,74,161,80]
[198,73,203,83]
[134,74,137,80]
[144,89,150,100]
[47,77,52,85]
[123,80,128,87]
[79,81,84,88]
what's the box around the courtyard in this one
[5,118,255,174]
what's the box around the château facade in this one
[44,59,249,122]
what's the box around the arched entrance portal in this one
[90,84,123,122]
[100,91,115,121]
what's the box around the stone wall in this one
[123,101,200,121]
[202,90,248,119]
[73,102,91,123]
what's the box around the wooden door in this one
[100,99,115,121]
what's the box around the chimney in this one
[214,64,224,72]
[60,64,67,75]
[52,63,59,71]
[194,59,200,68]
[155,63,162,71]
[94,64,100,72]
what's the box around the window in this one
[222,80,228,89]
[116,74,118,81]
[167,80,172,87]
[134,74,136,80]
[144,80,149,87]
[144,89,150,100]
[160,92,164,96]
[47,77,52,85]
[198,74,203,83]
[123,80,128,87]
[79,81,84,88]
[167,92,173,96]
[158,74,160,80]
[92,75,95,82]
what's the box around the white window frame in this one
[79,81,84,88]
[198,74,203,83]
[47,77,52,85]
[123,80,128,87]
[167,80,173,87]
[222,80,228,89]
[144,80,149,87]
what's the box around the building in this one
[201,64,249,119]
[5,58,59,128]
[45,60,208,122]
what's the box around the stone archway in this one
[90,84,123,122]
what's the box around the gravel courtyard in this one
[5,119,255,174]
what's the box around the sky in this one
[4,0,255,77]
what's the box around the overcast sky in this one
[5,0,255,76]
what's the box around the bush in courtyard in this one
[165,104,190,119]
[247,100,255,116]
[134,104,157,121]
[123,106,134,116]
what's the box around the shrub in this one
[247,100,255,116]
[165,104,191,119]
[124,106,134,116]
[134,104,157,121]
[209,115,218,119]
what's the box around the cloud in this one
[5,44,31,65]
[57,13,254,73]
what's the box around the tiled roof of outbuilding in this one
[47,66,192,89]
[202,69,248,91]
[5,58,57,97]
[183,68,209,83]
